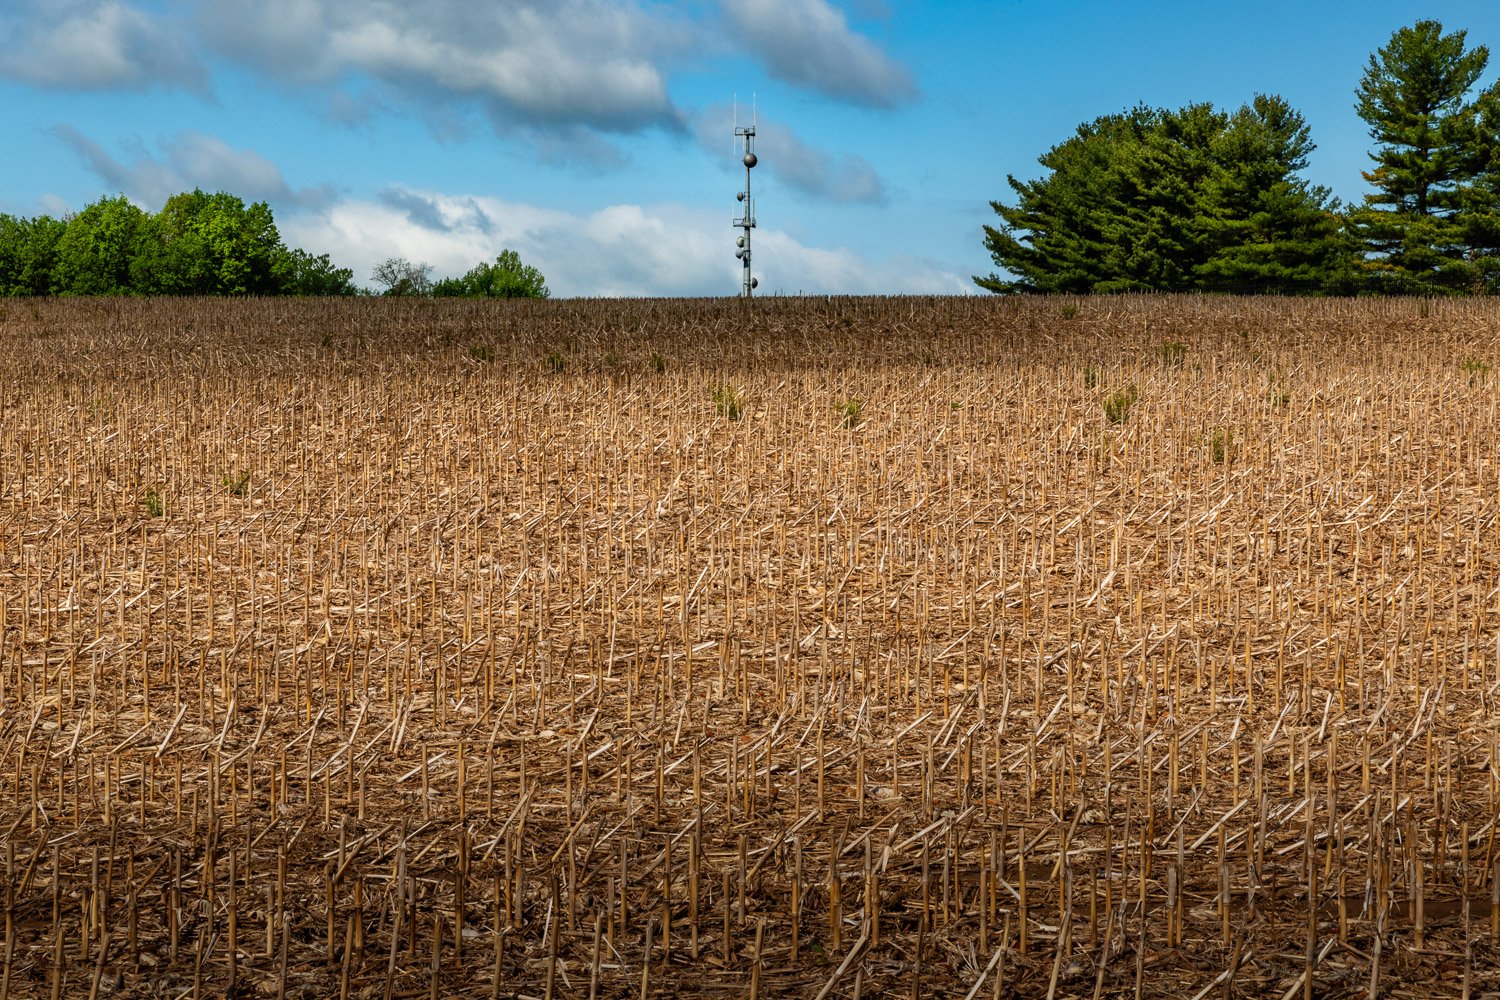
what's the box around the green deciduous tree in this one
[433,249,550,299]
[1348,20,1500,293]
[0,214,67,295]
[0,191,357,297]
[371,257,433,297]
[277,248,359,296]
[977,98,1352,294]
[131,189,286,295]
[52,195,150,295]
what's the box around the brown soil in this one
[1,295,1498,998]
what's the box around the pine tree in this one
[1348,20,1498,294]
[1196,96,1355,293]
[975,108,1155,293]
[1457,86,1500,292]
[977,98,1350,294]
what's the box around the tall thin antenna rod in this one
[733,105,758,299]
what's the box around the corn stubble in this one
[1,295,1498,998]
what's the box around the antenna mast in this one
[734,105,758,298]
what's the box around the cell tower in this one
[733,107,758,298]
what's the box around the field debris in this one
[1,295,1498,997]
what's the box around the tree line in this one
[977,20,1500,295]
[0,190,548,298]
[0,191,358,297]
[369,252,549,299]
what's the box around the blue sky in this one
[4,1,1499,296]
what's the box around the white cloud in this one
[52,126,330,209]
[0,0,205,91]
[193,0,689,134]
[2,1,919,166]
[280,188,971,296]
[720,0,916,107]
[755,230,972,295]
[695,107,887,204]
[285,191,723,296]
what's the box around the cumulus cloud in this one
[279,187,970,297]
[720,0,916,108]
[0,0,205,91]
[51,126,331,209]
[285,190,723,296]
[192,0,689,134]
[3,1,918,164]
[754,230,971,295]
[695,107,886,204]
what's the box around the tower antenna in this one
[733,100,758,298]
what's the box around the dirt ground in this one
[1,295,1498,998]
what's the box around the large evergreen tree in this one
[1197,96,1356,293]
[976,106,1152,293]
[1348,20,1500,293]
[977,97,1350,294]
[1460,88,1500,291]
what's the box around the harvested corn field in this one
[1,295,1499,998]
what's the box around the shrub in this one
[1207,426,1235,464]
[711,384,743,420]
[1103,385,1137,424]
[222,470,251,497]
[839,399,864,428]
[1265,372,1290,408]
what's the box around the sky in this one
[4,1,1500,297]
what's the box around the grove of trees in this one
[433,250,549,299]
[0,191,550,299]
[0,190,359,297]
[978,20,1500,295]
[369,250,550,299]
